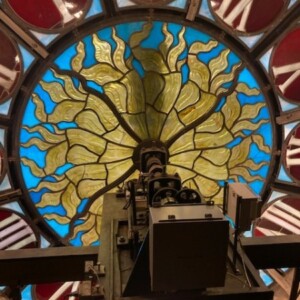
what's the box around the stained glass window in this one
[0,0,300,298]
[18,20,274,246]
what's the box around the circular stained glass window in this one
[17,20,275,246]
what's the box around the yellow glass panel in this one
[208,49,230,80]
[61,183,81,218]
[76,110,106,135]
[194,157,228,180]
[221,92,240,129]
[81,64,123,85]
[154,73,182,114]
[104,125,137,147]
[196,112,224,133]
[93,34,113,66]
[48,101,85,123]
[104,81,127,113]
[66,164,107,185]
[107,159,134,183]
[167,26,186,72]
[86,94,119,131]
[146,105,166,140]
[194,175,221,198]
[21,158,46,177]
[188,55,210,92]
[169,150,201,169]
[67,129,106,155]
[239,103,265,120]
[169,130,195,155]
[30,177,69,193]
[67,145,99,164]
[179,92,217,126]
[123,113,149,140]
[112,28,129,74]
[228,137,251,168]
[175,80,200,112]
[72,41,85,72]
[45,141,68,174]
[36,190,63,208]
[201,148,230,166]
[131,47,169,74]
[195,128,233,149]
[100,143,134,163]
[160,109,185,142]
[121,70,145,113]
[143,71,165,106]
[78,179,106,198]
[53,70,88,101]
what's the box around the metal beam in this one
[240,235,300,269]
[186,0,202,21]
[276,109,300,125]
[0,246,99,285]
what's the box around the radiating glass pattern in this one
[19,21,273,245]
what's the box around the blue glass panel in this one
[289,0,298,8]
[199,0,214,20]
[85,0,103,19]
[260,47,273,71]
[21,285,33,300]
[54,43,78,71]
[279,97,299,112]
[238,68,261,90]
[77,198,89,214]
[18,44,35,72]
[259,270,273,286]
[40,235,51,248]
[1,201,24,215]
[20,146,46,168]
[239,34,263,49]
[267,191,287,203]
[21,163,42,189]
[56,163,74,176]
[57,122,78,130]
[31,31,59,46]
[278,165,293,182]
[39,204,67,216]
[70,231,85,246]
[45,219,69,238]
[0,175,11,191]
[284,122,299,139]
[167,0,187,9]
[0,99,12,116]
[86,80,104,93]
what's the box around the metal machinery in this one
[96,142,274,299]
[1,143,300,299]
